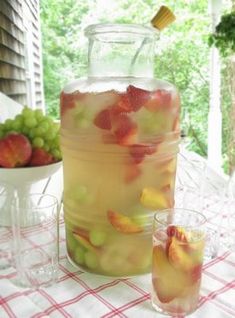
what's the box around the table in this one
[1,151,235,318]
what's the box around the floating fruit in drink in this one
[107,210,143,234]
[152,214,205,315]
[61,80,180,276]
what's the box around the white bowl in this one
[0,161,63,226]
[0,161,62,186]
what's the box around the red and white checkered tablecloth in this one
[1,158,235,318]
[0,214,235,318]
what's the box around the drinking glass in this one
[152,208,206,316]
[0,183,14,269]
[11,193,59,288]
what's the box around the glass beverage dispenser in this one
[60,24,180,276]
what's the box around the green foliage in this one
[39,0,228,162]
[209,11,235,57]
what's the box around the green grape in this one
[44,128,56,141]
[22,107,34,118]
[24,117,37,128]
[73,185,88,202]
[40,121,49,133]
[89,229,107,247]
[4,119,13,130]
[46,117,54,125]
[15,114,23,121]
[66,230,77,251]
[29,129,35,139]
[53,136,60,147]
[33,137,44,148]
[46,139,54,149]
[22,126,30,135]
[75,116,90,129]
[34,126,45,136]
[34,109,44,120]
[12,119,22,131]
[51,149,61,160]
[74,246,85,265]
[84,251,98,269]
[43,144,50,152]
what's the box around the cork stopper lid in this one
[151,5,176,31]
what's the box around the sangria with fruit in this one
[60,24,181,276]
[152,209,206,315]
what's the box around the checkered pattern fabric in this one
[1,211,235,318]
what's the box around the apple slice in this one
[152,245,187,303]
[140,187,168,209]
[107,210,143,234]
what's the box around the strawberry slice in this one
[190,264,203,283]
[144,89,172,112]
[126,85,150,111]
[107,210,143,233]
[115,94,133,113]
[101,133,117,144]
[60,91,84,115]
[112,113,138,145]
[167,225,188,242]
[94,108,112,130]
[129,144,156,164]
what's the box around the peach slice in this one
[168,236,195,271]
[140,187,168,209]
[167,237,203,286]
[0,133,32,167]
[167,233,204,282]
[152,245,188,303]
[107,210,143,234]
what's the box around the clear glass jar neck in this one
[84,24,157,78]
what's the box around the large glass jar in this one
[60,24,180,276]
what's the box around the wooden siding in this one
[0,0,44,109]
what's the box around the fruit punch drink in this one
[152,209,206,316]
[60,24,181,276]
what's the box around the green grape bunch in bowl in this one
[0,107,62,168]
